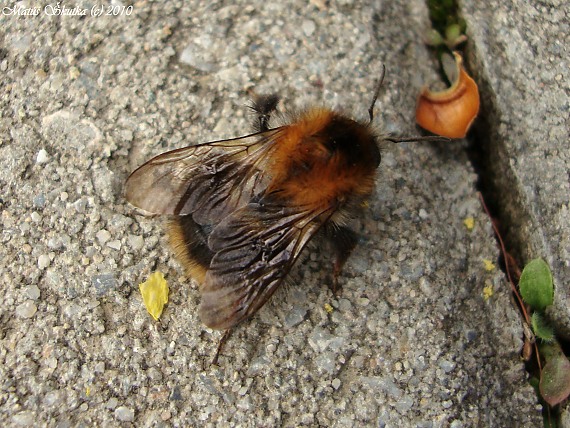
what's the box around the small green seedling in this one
[519,258,570,411]
[519,258,554,311]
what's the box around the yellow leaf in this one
[463,217,475,230]
[324,303,334,314]
[483,259,496,271]
[483,280,494,301]
[139,272,169,320]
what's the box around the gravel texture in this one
[0,0,544,426]
[460,0,570,340]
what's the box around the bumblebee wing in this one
[199,198,332,330]
[125,129,284,223]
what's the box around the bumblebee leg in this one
[212,329,233,365]
[327,226,359,295]
[249,93,280,132]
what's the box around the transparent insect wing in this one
[198,198,332,329]
[125,129,284,224]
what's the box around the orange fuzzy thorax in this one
[268,108,379,210]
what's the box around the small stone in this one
[96,229,111,245]
[106,240,121,250]
[36,149,49,164]
[247,355,271,376]
[38,254,50,269]
[170,385,182,401]
[309,327,345,352]
[16,300,37,318]
[179,45,215,72]
[31,212,41,222]
[43,390,63,408]
[114,406,134,422]
[26,284,41,300]
[73,198,87,213]
[302,20,316,36]
[69,66,80,79]
[284,306,307,328]
[315,352,335,374]
[92,273,117,296]
[19,222,30,233]
[127,234,144,251]
[33,194,46,208]
[332,378,341,390]
[438,359,455,373]
[395,394,414,413]
[47,237,61,250]
[338,298,352,311]
[62,302,81,318]
[105,397,119,410]
[12,411,35,426]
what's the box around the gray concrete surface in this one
[0,0,547,426]
[461,0,570,340]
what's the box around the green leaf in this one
[426,29,444,47]
[539,342,570,406]
[519,258,553,310]
[531,312,555,342]
[445,24,462,43]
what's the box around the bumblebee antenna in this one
[368,65,452,144]
[386,135,451,144]
[368,64,386,123]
